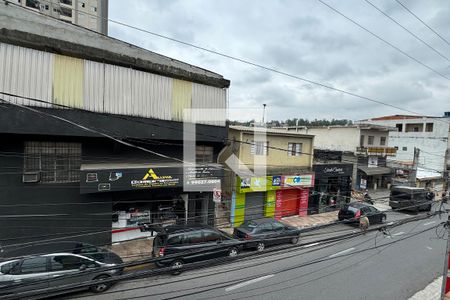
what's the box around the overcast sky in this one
[109,0,450,122]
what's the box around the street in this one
[64,209,447,300]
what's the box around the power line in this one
[394,0,450,47]
[3,2,450,119]
[363,0,450,62]
[316,0,450,81]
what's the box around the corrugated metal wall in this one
[53,55,84,108]
[0,43,53,107]
[171,79,192,122]
[0,43,227,126]
[192,83,227,126]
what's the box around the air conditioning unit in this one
[22,172,40,183]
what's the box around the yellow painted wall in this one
[236,131,313,168]
[233,192,245,226]
[53,55,84,108]
[265,190,276,217]
[171,79,192,121]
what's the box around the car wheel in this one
[90,275,112,293]
[256,242,265,252]
[170,259,184,275]
[228,247,239,257]
[291,236,300,245]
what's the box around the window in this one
[394,146,399,150]
[368,136,374,145]
[251,141,268,156]
[24,142,81,183]
[196,146,214,163]
[92,6,97,12]
[184,231,203,244]
[402,147,407,151]
[167,235,183,246]
[360,135,365,147]
[50,255,95,271]
[405,123,423,132]
[25,0,40,9]
[0,261,19,274]
[20,257,48,274]
[203,230,222,242]
[425,123,434,132]
[257,223,273,233]
[396,124,403,132]
[271,222,285,231]
[380,136,386,146]
[288,143,302,156]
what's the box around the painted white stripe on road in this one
[423,221,436,226]
[329,247,355,258]
[302,242,320,248]
[426,246,433,250]
[225,275,275,292]
[392,232,405,236]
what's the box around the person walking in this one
[359,214,370,234]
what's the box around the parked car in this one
[389,186,432,212]
[233,218,301,252]
[152,225,243,274]
[338,202,386,224]
[1,241,123,266]
[0,253,122,298]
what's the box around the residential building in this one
[218,126,314,227]
[276,125,397,190]
[359,114,450,192]
[0,3,230,248]
[14,0,108,34]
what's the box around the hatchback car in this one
[338,202,386,224]
[0,253,122,298]
[152,225,243,274]
[233,219,301,252]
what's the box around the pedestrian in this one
[359,214,369,234]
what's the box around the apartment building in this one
[15,0,108,34]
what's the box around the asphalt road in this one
[64,208,448,300]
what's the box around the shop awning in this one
[357,166,392,176]
[80,162,223,194]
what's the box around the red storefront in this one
[274,174,314,219]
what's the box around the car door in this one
[202,230,227,259]
[367,206,382,223]
[361,206,375,223]
[256,223,276,245]
[170,231,207,263]
[47,255,99,289]
[8,257,50,294]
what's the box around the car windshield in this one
[241,221,258,230]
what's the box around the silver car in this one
[0,253,122,299]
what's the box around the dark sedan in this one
[233,218,301,251]
[338,202,386,224]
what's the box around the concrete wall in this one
[360,129,389,147]
[295,127,360,153]
[363,117,449,172]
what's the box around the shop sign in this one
[368,156,378,168]
[283,174,314,188]
[213,188,222,203]
[274,190,283,220]
[239,177,268,192]
[272,176,281,186]
[360,178,367,189]
[131,168,180,188]
[313,164,353,177]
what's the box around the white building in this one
[359,114,450,179]
[275,125,397,190]
[14,0,108,34]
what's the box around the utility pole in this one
[441,216,450,299]
[409,147,420,187]
[262,104,266,125]
[444,148,449,193]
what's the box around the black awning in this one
[358,166,392,176]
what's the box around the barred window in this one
[288,143,302,156]
[196,146,214,163]
[24,142,81,183]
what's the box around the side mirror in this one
[79,264,87,271]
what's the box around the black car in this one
[152,225,243,274]
[1,241,123,265]
[338,202,386,224]
[233,219,301,252]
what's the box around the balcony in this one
[356,146,397,157]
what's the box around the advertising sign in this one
[283,174,314,188]
[274,190,283,220]
[298,189,309,217]
[360,178,367,189]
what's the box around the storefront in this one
[231,173,314,226]
[80,162,222,242]
[311,164,353,214]
[357,166,392,190]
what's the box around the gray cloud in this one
[109,0,450,121]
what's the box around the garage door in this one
[281,189,299,217]
[245,192,265,221]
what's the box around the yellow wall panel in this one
[53,55,84,108]
[171,79,192,121]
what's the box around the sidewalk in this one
[281,211,339,228]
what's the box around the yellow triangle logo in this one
[143,169,159,180]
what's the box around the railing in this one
[356,146,397,156]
